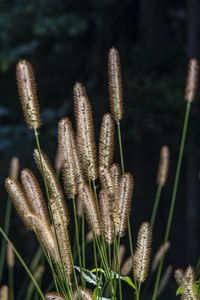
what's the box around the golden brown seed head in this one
[6,244,15,268]
[121,256,133,276]
[86,230,94,244]
[99,166,115,202]
[76,195,83,217]
[99,190,114,244]
[157,146,170,186]
[9,157,20,180]
[21,168,49,223]
[110,163,121,203]
[27,213,60,265]
[33,149,69,225]
[5,177,31,229]
[175,267,198,300]
[185,58,199,103]
[99,113,115,168]
[33,265,45,281]
[0,285,8,300]
[80,289,94,300]
[54,147,64,173]
[50,198,72,278]
[73,82,98,180]
[16,60,41,129]
[115,173,134,236]
[134,222,152,283]
[108,47,123,121]
[151,241,170,272]
[45,292,65,300]
[58,118,77,198]
[79,184,101,236]
[185,266,195,284]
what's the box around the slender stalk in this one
[150,184,162,230]
[152,102,191,300]
[0,227,45,300]
[82,210,86,289]
[0,197,12,282]
[72,196,84,288]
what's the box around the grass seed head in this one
[185,58,199,103]
[16,60,41,129]
[157,146,170,186]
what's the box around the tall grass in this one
[0,52,199,300]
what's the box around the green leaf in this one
[91,268,105,274]
[74,266,102,287]
[110,271,136,290]
[176,285,183,295]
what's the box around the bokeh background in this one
[0,0,200,299]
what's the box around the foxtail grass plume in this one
[16,60,41,129]
[108,47,123,122]
[80,289,94,300]
[6,244,15,268]
[151,241,170,272]
[157,146,170,186]
[21,169,49,223]
[185,58,199,103]
[86,230,94,244]
[54,147,63,174]
[76,195,83,218]
[99,113,115,168]
[99,166,115,205]
[0,286,8,300]
[158,265,173,296]
[174,267,198,300]
[121,256,133,276]
[33,265,45,281]
[79,184,101,236]
[134,222,152,283]
[99,190,114,244]
[110,163,121,201]
[50,198,72,277]
[45,292,65,300]
[115,173,134,236]
[33,149,69,225]
[26,213,60,265]
[5,177,31,229]
[74,82,98,180]
[9,157,20,180]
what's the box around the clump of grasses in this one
[0,48,199,300]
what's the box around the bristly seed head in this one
[16,60,41,129]
[45,292,65,300]
[115,173,134,236]
[21,168,49,223]
[33,149,69,226]
[108,47,123,122]
[79,183,101,236]
[99,190,114,244]
[185,58,199,103]
[134,222,152,283]
[73,82,98,181]
[9,157,20,180]
[0,285,8,300]
[157,146,170,186]
[80,289,94,300]
[99,113,115,168]
[6,244,15,268]
[5,177,31,229]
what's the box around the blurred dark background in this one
[0,0,200,299]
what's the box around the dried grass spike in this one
[58,118,77,198]
[21,168,49,223]
[9,157,20,180]
[121,256,133,276]
[45,292,65,300]
[16,60,41,129]
[157,146,170,186]
[185,265,195,284]
[134,222,152,283]
[185,58,199,102]
[0,285,8,300]
[115,173,134,236]
[27,213,60,264]
[99,113,115,168]
[108,47,123,121]
[80,289,94,300]
[79,184,101,236]
[5,177,31,229]
[54,147,63,174]
[33,149,69,225]
[151,241,170,272]
[99,190,114,244]
[50,198,72,277]
[99,166,114,203]
[7,244,15,268]
[73,82,98,180]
